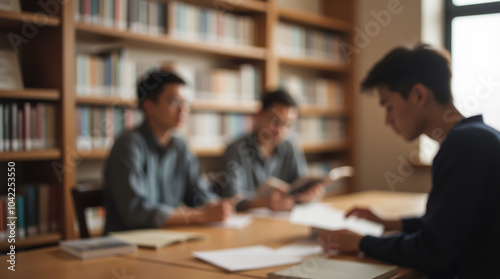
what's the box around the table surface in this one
[0,190,428,279]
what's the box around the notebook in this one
[59,236,136,259]
[268,258,398,279]
[110,229,206,249]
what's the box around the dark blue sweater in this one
[360,115,500,278]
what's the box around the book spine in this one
[16,196,26,239]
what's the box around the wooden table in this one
[0,191,428,278]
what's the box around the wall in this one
[354,0,438,193]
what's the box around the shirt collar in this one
[137,121,176,154]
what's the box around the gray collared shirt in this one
[104,121,217,232]
[217,133,307,210]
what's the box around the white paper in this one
[193,245,302,272]
[275,239,324,258]
[290,203,384,236]
[207,215,252,229]
[249,207,290,220]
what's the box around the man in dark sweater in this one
[319,45,500,278]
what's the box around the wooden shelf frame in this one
[0,89,60,101]
[75,23,267,60]
[0,10,60,29]
[279,56,351,72]
[0,149,61,161]
[0,233,61,250]
[299,106,349,117]
[277,7,351,33]
[180,0,268,12]
[76,96,137,107]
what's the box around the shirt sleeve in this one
[182,148,219,207]
[216,143,248,198]
[286,139,308,182]
[105,134,175,229]
[401,217,424,233]
[359,131,495,273]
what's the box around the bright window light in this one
[453,0,500,6]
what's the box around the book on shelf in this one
[168,1,255,46]
[0,49,23,90]
[9,184,59,239]
[268,258,398,279]
[0,0,21,12]
[76,49,137,99]
[0,102,56,152]
[59,236,137,260]
[276,22,346,63]
[75,0,166,34]
[280,74,344,109]
[297,117,346,145]
[76,106,142,151]
[162,61,261,104]
[109,229,206,249]
[178,112,253,150]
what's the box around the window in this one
[420,1,500,165]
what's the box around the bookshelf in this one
[0,0,356,248]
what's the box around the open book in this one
[268,258,398,279]
[110,229,206,249]
[257,166,354,197]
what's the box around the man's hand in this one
[318,229,363,253]
[345,207,402,231]
[268,189,295,211]
[199,199,234,223]
[294,183,325,203]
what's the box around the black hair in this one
[361,44,453,104]
[261,89,298,111]
[137,69,186,107]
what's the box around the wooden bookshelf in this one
[0,0,357,246]
[0,89,60,101]
[279,56,350,72]
[0,233,61,250]
[76,96,137,107]
[0,149,61,161]
[75,23,267,60]
[190,101,260,113]
[277,7,351,32]
[0,10,60,29]
[301,141,350,153]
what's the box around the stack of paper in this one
[193,245,302,272]
[110,229,206,249]
[290,203,384,236]
[275,239,323,258]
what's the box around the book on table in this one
[110,229,207,249]
[59,236,136,260]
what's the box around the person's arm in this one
[359,133,494,273]
[105,134,175,229]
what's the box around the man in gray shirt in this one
[104,70,233,232]
[216,90,325,211]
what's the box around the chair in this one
[71,184,104,238]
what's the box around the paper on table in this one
[193,245,302,272]
[290,203,384,236]
[110,229,206,249]
[275,239,324,258]
[248,207,290,220]
[207,215,252,229]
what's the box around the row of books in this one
[75,0,167,34]
[169,1,255,46]
[76,106,143,151]
[0,184,58,242]
[178,112,254,149]
[280,75,344,108]
[275,22,346,63]
[76,49,136,99]
[297,117,346,144]
[0,102,56,152]
[164,62,261,103]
